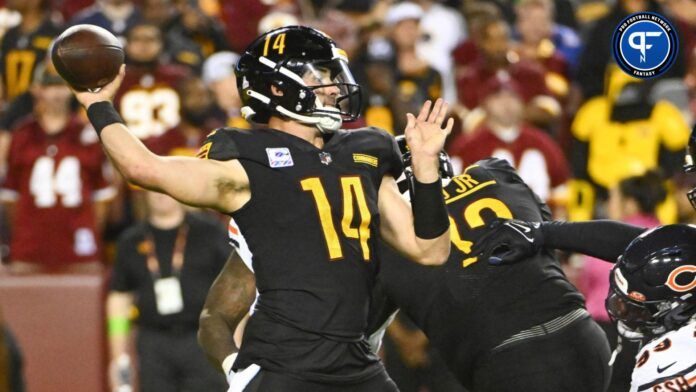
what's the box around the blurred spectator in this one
[362,36,397,134]
[515,0,580,83]
[107,192,228,392]
[414,0,466,104]
[665,0,696,70]
[513,0,580,78]
[448,78,569,202]
[0,0,60,105]
[219,0,272,53]
[452,2,501,69]
[257,11,299,34]
[455,16,561,131]
[115,22,190,139]
[69,0,142,41]
[569,72,690,221]
[201,51,249,129]
[169,1,229,58]
[579,170,664,391]
[384,2,442,134]
[146,76,227,157]
[0,65,115,274]
[576,0,685,101]
[0,307,24,392]
[0,7,20,41]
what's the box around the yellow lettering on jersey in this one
[452,173,479,193]
[32,36,53,50]
[341,177,372,260]
[197,142,212,159]
[444,180,496,205]
[353,154,378,167]
[5,50,36,100]
[302,177,343,260]
[464,198,513,228]
[302,176,373,261]
[449,197,514,268]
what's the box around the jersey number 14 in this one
[301,176,371,261]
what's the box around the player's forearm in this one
[99,123,162,188]
[541,220,646,262]
[413,232,450,265]
[197,253,256,371]
[198,309,240,369]
[411,154,440,184]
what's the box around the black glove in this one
[471,219,544,265]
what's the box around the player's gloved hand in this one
[471,219,544,265]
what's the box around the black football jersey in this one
[201,126,402,382]
[369,158,585,388]
[0,18,61,101]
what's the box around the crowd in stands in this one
[0,0,695,391]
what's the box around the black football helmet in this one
[606,224,696,341]
[395,134,454,197]
[235,25,361,133]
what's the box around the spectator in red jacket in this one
[448,77,569,202]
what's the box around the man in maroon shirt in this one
[448,77,569,203]
[146,76,227,157]
[115,22,190,140]
[455,17,560,129]
[0,65,115,273]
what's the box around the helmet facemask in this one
[243,55,361,133]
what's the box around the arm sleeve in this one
[541,220,647,262]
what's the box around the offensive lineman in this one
[70,26,452,391]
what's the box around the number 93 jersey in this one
[199,127,402,340]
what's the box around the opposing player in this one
[70,26,452,391]
[205,149,612,391]
[475,219,696,391]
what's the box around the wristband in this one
[222,352,238,375]
[107,316,130,337]
[87,101,124,137]
[412,178,449,239]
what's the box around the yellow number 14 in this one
[301,176,372,261]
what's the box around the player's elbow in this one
[418,245,450,266]
[120,157,162,189]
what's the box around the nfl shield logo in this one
[319,152,332,165]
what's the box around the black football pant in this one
[242,367,399,392]
[472,311,612,392]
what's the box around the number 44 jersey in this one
[200,126,403,382]
[0,117,115,268]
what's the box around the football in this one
[51,24,124,91]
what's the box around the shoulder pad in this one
[197,128,244,161]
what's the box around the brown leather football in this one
[51,24,124,91]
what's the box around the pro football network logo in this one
[612,12,678,79]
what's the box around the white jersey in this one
[630,321,696,392]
